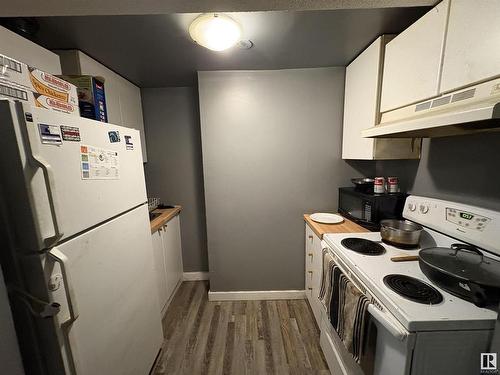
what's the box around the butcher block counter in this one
[150,206,182,233]
[303,213,368,239]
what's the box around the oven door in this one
[319,242,416,375]
[320,311,415,375]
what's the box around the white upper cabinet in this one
[342,36,421,160]
[0,25,61,74]
[76,51,123,125]
[57,50,148,162]
[118,80,147,161]
[440,0,500,93]
[342,36,383,159]
[380,0,449,113]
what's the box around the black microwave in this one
[338,187,407,231]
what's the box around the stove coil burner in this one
[341,238,385,255]
[383,274,443,305]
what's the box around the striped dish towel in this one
[330,272,372,365]
[319,248,339,316]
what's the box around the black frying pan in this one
[351,178,374,193]
[419,244,500,307]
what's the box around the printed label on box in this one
[34,94,79,116]
[29,69,78,105]
[80,145,119,180]
[0,54,28,87]
[0,79,79,117]
[61,126,81,141]
[38,124,62,145]
[0,81,29,101]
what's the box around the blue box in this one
[58,75,108,122]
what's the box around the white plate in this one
[310,213,344,224]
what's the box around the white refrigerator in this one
[0,99,163,375]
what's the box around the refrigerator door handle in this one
[48,247,79,324]
[30,153,64,247]
[22,104,64,247]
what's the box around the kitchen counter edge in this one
[303,213,369,239]
[150,206,182,233]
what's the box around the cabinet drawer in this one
[305,225,315,253]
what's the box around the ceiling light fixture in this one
[189,13,242,52]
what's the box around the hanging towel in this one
[340,281,371,363]
[319,249,340,316]
[329,265,376,374]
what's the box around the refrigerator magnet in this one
[38,123,62,145]
[108,131,120,143]
[124,135,134,150]
[61,126,81,142]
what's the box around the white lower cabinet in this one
[163,216,183,301]
[151,215,184,314]
[151,229,168,310]
[305,224,323,326]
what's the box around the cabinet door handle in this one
[307,287,313,291]
[307,271,313,274]
[308,253,313,258]
[308,235,314,241]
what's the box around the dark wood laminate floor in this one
[152,281,330,375]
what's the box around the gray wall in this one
[198,68,371,292]
[142,87,208,272]
[377,132,500,211]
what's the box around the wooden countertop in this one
[150,206,182,233]
[304,213,369,239]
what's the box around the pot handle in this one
[450,244,483,261]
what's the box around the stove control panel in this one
[419,203,430,214]
[404,195,500,255]
[445,207,491,232]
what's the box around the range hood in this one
[362,78,500,138]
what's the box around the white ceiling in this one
[30,8,429,87]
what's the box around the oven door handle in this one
[368,304,408,341]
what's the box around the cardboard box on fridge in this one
[0,53,78,107]
[58,75,108,122]
[0,80,80,116]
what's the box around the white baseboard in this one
[208,290,306,301]
[183,272,210,281]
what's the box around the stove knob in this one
[408,203,416,211]
[419,204,429,214]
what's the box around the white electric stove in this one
[320,195,500,375]
[323,229,498,332]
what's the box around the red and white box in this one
[0,53,79,116]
